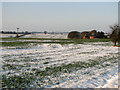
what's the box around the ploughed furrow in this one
[50,65,118,88]
[2,44,117,69]
[1,42,118,88]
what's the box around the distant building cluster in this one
[68,30,110,39]
[0,30,111,39]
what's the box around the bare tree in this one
[110,24,120,46]
[16,28,19,38]
[44,31,47,34]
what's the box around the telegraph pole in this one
[16,28,19,38]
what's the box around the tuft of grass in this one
[43,62,49,64]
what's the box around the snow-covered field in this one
[0,34,119,88]
[0,33,68,39]
[24,33,68,39]
[1,39,118,88]
[0,34,23,38]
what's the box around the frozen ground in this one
[24,33,68,39]
[0,39,118,88]
[0,34,23,38]
[0,33,68,39]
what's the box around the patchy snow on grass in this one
[1,41,118,88]
[24,33,68,39]
[0,33,68,38]
[0,34,23,38]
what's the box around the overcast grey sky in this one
[2,2,118,32]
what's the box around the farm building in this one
[68,30,105,39]
[79,30,97,39]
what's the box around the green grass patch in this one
[2,73,34,88]
[1,37,111,42]
[1,42,30,47]
[1,41,74,47]
[1,38,111,47]
[2,64,23,70]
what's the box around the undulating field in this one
[0,34,118,88]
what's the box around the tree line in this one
[0,31,31,34]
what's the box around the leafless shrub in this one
[110,24,120,46]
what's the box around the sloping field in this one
[0,38,118,88]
